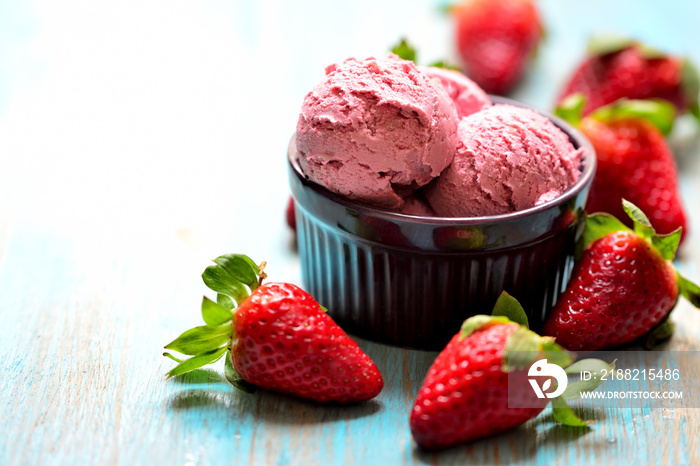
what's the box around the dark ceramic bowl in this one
[288,99,596,350]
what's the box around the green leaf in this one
[163,352,183,363]
[682,58,700,107]
[554,93,586,128]
[217,293,235,310]
[212,254,260,289]
[583,212,630,246]
[201,297,234,326]
[551,396,590,427]
[636,44,666,59]
[587,33,634,56]
[562,358,615,400]
[428,60,461,71]
[621,199,680,260]
[691,103,700,122]
[590,99,676,136]
[202,265,249,303]
[390,38,417,62]
[166,346,227,378]
[491,291,529,329]
[678,273,700,308]
[651,228,682,261]
[622,199,655,240]
[645,317,675,349]
[459,315,510,340]
[565,358,613,375]
[224,351,257,393]
[503,327,542,371]
[540,339,575,368]
[164,324,232,355]
[438,1,455,14]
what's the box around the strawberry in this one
[163,254,383,403]
[557,34,699,117]
[286,196,296,232]
[556,96,688,241]
[542,201,700,351]
[410,292,610,450]
[452,0,543,95]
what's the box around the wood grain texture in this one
[2,1,700,465]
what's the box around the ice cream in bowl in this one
[288,54,596,350]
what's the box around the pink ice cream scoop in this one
[398,193,436,216]
[420,66,491,118]
[296,55,459,209]
[425,104,584,217]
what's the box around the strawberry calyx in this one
[490,290,529,328]
[554,93,586,128]
[555,93,676,135]
[390,38,417,63]
[584,200,681,260]
[681,58,700,119]
[460,292,614,426]
[586,33,636,57]
[586,33,668,60]
[644,316,676,350]
[163,253,263,388]
[390,38,462,71]
[589,99,676,135]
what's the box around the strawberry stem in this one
[258,261,268,287]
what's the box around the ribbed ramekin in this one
[288,100,596,350]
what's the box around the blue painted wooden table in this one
[1,1,699,464]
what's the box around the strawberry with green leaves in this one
[557,34,699,117]
[556,95,688,241]
[164,254,383,403]
[410,292,611,450]
[543,201,700,351]
[451,0,543,95]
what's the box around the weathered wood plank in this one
[2,1,700,465]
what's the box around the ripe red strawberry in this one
[164,254,383,403]
[452,0,542,95]
[557,35,699,116]
[410,293,608,450]
[556,96,688,241]
[286,196,296,232]
[542,201,700,351]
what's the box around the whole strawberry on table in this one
[557,34,699,117]
[410,292,611,450]
[163,254,383,403]
[556,95,688,240]
[543,200,700,351]
[451,0,543,95]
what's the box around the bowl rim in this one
[288,96,596,227]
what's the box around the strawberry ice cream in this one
[425,105,583,217]
[296,55,459,209]
[420,66,491,118]
[398,193,436,216]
